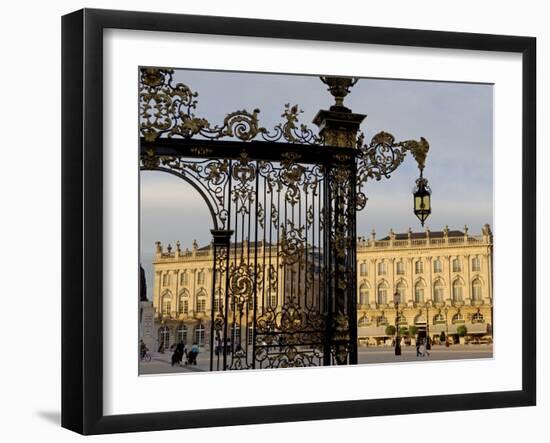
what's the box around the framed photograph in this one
[62,8,536,435]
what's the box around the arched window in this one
[397,315,408,326]
[433,259,442,273]
[158,326,170,349]
[180,271,188,286]
[161,292,172,315]
[360,262,368,276]
[415,260,424,274]
[396,281,406,302]
[414,314,427,325]
[452,279,463,301]
[472,257,481,272]
[178,290,189,314]
[176,324,187,344]
[377,282,388,304]
[433,280,444,302]
[472,312,484,323]
[197,270,205,285]
[358,315,369,326]
[433,313,445,323]
[415,280,426,303]
[194,324,205,346]
[452,312,464,323]
[376,316,388,326]
[396,261,405,275]
[452,258,462,272]
[359,284,369,306]
[472,278,483,300]
[196,289,207,313]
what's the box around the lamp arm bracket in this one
[355,131,430,211]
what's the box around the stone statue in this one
[140,264,148,302]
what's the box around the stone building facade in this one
[151,225,493,350]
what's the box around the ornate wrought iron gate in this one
[139,68,430,370]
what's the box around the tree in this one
[456,325,468,337]
[399,327,409,336]
[385,325,396,336]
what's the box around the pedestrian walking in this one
[422,338,430,357]
[416,336,421,357]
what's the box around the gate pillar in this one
[209,229,233,371]
[314,77,366,365]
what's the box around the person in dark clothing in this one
[416,336,422,357]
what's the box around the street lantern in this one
[413,173,431,226]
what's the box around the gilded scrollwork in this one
[139,68,322,144]
[280,221,305,266]
[355,131,430,211]
[140,154,230,229]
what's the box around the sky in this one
[140,69,493,299]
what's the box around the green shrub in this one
[456,325,468,337]
[385,325,396,336]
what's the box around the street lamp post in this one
[394,292,401,356]
[444,307,450,347]
[426,300,432,350]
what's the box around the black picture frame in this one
[62,8,536,435]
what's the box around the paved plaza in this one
[139,344,493,375]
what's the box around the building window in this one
[472,312,484,323]
[472,278,483,300]
[452,279,463,301]
[433,313,445,324]
[377,282,388,304]
[397,315,408,326]
[180,271,188,286]
[377,262,386,275]
[231,324,241,346]
[176,325,187,344]
[161,292,172,315]
[396,261,405,275]
[452,313,464,323]
[452,258,462,272]
[414,314,427,325]
[269,289,277,308]
[433,259,442,273]
[194,324,205,346]
[158,326,170,349]
[415,260,424,274]
[415,280,425,303]
[197,270,205,285]
[396,281,406,302]
[359,284,369,306]
[433,280,444,302]
[196,290,207,313]
[162,272,171,286]
[248,324,254,344]
[178,290,189,314]
[360,262,368,276]
[358,315,369,326]
[376,316,388,326]
[472,257,481,272]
